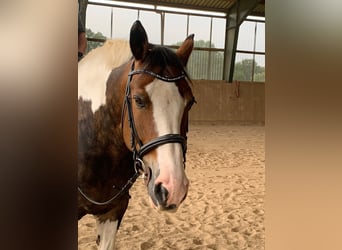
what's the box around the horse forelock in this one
[144,45,189,79]
[78,39,132,113]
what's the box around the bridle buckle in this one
[134,158,146,175]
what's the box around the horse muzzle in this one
[146,166,189,212]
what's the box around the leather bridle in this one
[122,61,188,175]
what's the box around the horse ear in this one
[176,34,194,66]
[130,20,149,60]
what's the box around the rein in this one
[78,61,188,206]
[77,173,139,206]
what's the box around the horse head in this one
[121,21,195,211]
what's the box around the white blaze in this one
[145,79,188,205]
[145,79,185,134]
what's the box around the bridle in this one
[123,61,188,174]
[78,61,188,206]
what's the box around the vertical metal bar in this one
[222,0,259,82]
[110,7,113,38]
[137,9,140,20]
[207,17,213,79]
[222,17,228,81]
[228,0,240,82]
[251,21,257,81]
[160,12,165,45]
[223,1,240,82]
[186,14,189,37]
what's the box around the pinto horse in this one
[78,21,195,249]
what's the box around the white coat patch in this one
[78,40,132,112]
[96,219,118,250]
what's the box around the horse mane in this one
[78,39,132,112]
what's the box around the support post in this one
[222,0,259,82]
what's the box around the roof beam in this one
[112,0,234,14]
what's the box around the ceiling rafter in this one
[110,0,264,16]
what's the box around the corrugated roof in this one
[119,0,265,16]
[157,0,237,12]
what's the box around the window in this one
[164,14,226,80]
[187,16,225,80]
[164,13,187,46]
[188,16,211,46]
[237,21,255,51]
[85,5,112,53]
[234,17,265,82]
[85,2,228,80]
[209,18,226,80]
[138,11,161,44]
[86,4,112,38]
[211,18,226,49]
[112,8,138,40]
[255,22,265,52]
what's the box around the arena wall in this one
[189,80,265,123]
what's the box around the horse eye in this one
[133,95,146,108]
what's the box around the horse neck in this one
[78,92,132,187]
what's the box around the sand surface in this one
[78,123,265,249]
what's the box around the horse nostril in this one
[154,183,169,206]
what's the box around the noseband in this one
[123,61,188,174]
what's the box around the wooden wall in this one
[189,80,265,123]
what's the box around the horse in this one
[78,20,195,249]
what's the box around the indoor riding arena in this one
[78,0,265,249]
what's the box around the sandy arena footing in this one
[78,123,265,250]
